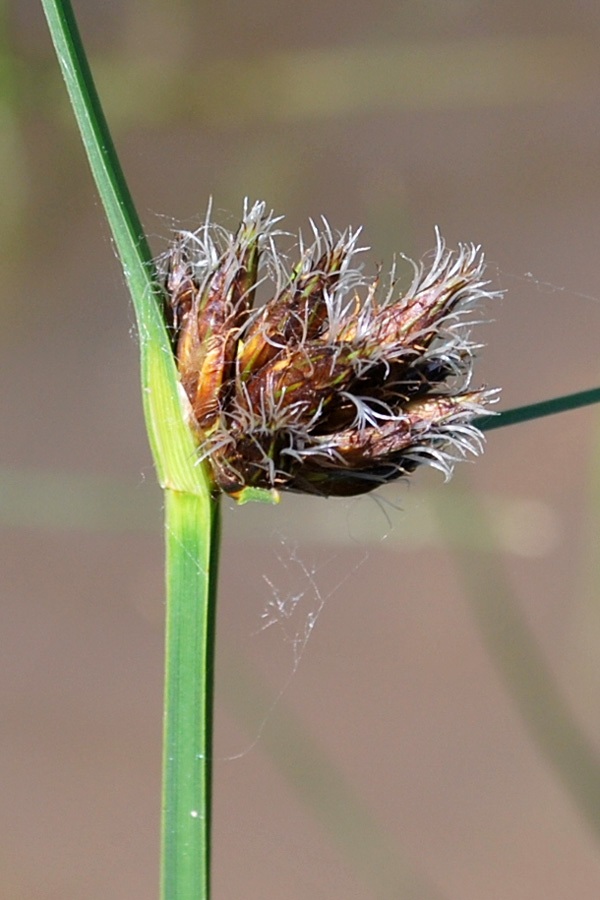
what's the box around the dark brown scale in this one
[238,343,357,430]
[237,244,346,378]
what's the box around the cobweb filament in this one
[258,542,328,671]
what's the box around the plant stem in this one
[163,490,221,899]
[478,385,600,432]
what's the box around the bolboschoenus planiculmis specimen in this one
[161,201,499,500]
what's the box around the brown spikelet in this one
[161,202,500,500]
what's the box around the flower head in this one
[162,201,499,500]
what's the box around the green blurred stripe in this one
[85,34,600,128]
[0,466,160,532]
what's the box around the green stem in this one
[163,490,220,900]
[478,385,600,432]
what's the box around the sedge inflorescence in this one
[162,201,499,500]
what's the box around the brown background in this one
[3,1,600,897]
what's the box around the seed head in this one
[161,201,500,500]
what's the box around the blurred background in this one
[4,0,600,897]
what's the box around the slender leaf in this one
[40,3,220,898]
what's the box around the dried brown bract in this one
[161,201,499,500]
